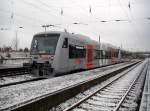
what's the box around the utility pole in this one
[99,35,101,66]
[15,27,23,51]
[15,30,18,51]
[99,35,101,50]
[42,25,51,32]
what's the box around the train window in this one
[33,39,38,49]
[115,49,119,58]
[62,38,68,48]
[102,50,106,59]
[100,50,103,59]
[31,34,60,55]
[94,50,100,59]
[76,46,86,58]
[69,45,75,58]
[105,51,111,59]
[69,44,86,58]
[108,51,111,59]
[105,51,107,59]
[105,51,108,59]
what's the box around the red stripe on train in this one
[111,48,115,64]
[87,44,93,69]
[87,63,93,69]
[74,59,81,64]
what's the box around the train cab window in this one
[62,38,68,48]
[30,34,60,55]
[33,39,38,49]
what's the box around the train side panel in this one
[52,33,70,74]
[28,31,124,77]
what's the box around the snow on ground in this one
[71,60,147,111]
[0,74,37,86]
[0,52,30,66]
[0,52,30,58]
[0,58,30,66]
[51,63,141,111]
[10,52,30,58]
[0,62,141,110]
[0,59,29,66]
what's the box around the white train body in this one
[29,31,122,77]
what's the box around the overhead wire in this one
[10,0,67,30]
[36,0,84,20]
[1,0,149,51]
[3,0,149,35]
[35,0,107,32]
[0,8,45,26]
[25,0,88,30]
[36,0,108,25]
[19,0,61,22]
[119,0,141,35]
[117,0,142,51]
[0,9,50,32]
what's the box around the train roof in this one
[33,31,119,50]
[34,31,95,43]
[33,31,66,36]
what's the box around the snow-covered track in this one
[2,62,139,111]
[0,67,30,77]
[63,61,147,111]
[0,76,45,88]
[113,62,147,111]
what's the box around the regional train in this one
[24,31,125,77]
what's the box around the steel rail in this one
[1,61,139,111]
[0,67,30,77]
[113,62,148,111]
[0,77,45,88]
[63,62,142,111]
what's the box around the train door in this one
[87,44,93,69]
[99,50,103,66]
[57,37,69,73]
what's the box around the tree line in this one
[0,46,29,52]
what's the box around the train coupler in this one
[30,63,54,77]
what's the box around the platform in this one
[139,59,150,111]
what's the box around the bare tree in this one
[24,47,29,52]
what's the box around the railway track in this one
[0,62,125,78]
[0,77,45,88]
[63,61,147,111]
[0,67,30,77]
[0,61,139,111]
[0,67,45,88]
[0,62,127,88]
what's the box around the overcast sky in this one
[0,0,150,51]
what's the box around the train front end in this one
[25,33,60,77]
